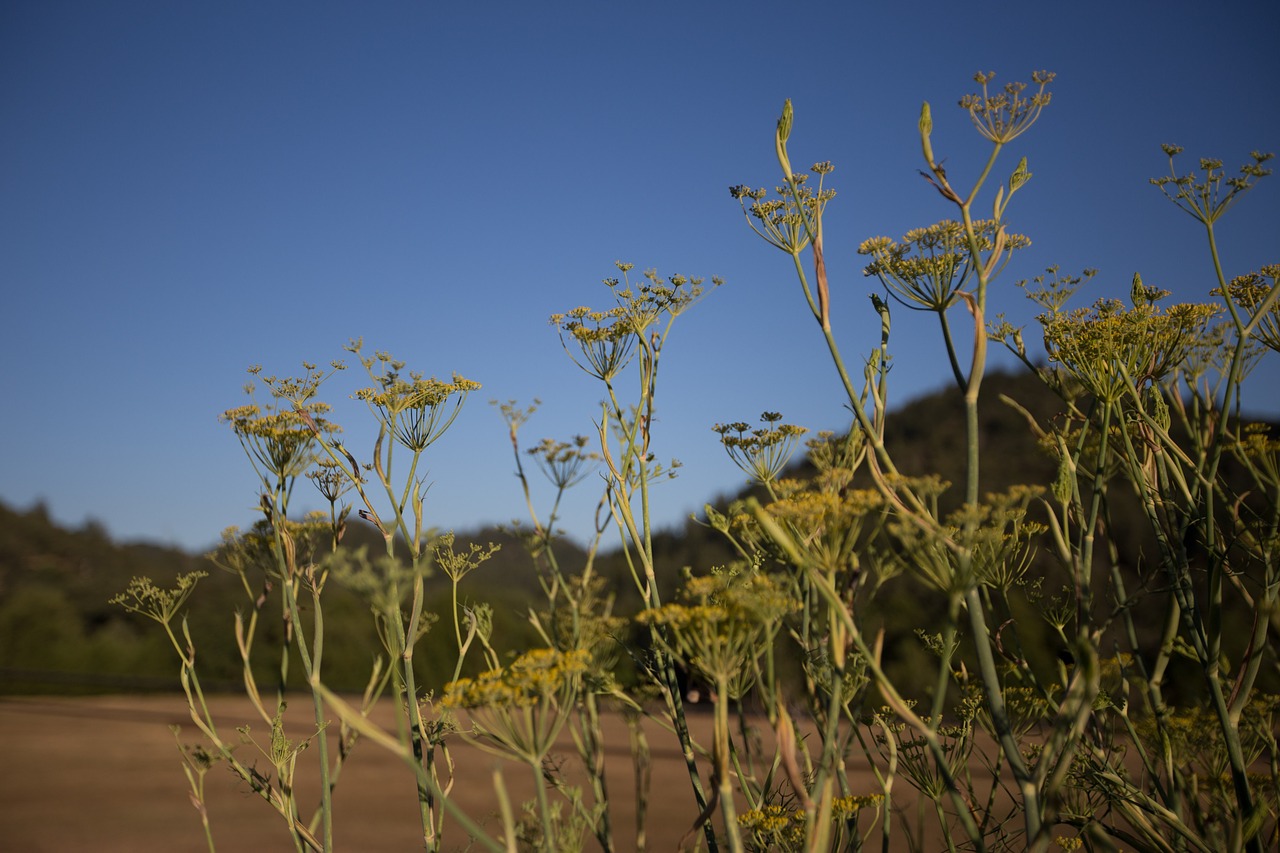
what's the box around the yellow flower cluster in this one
[738,804,805,846]
[730,166,837,256]
[353,372,480,452]
[1040,297,1218,403]
[738,794,881,844]
[767,487,884,530]
[442,648,591,710]
[355,373,480,412]
[859,219,1029,312]
[220,364,345,484]
[638,569,800,698]
[1223,265,1280,353]
[549,264,721,381]
[763,486,886,577]
[832,793,884,816]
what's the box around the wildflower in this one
[1220,265,1280,352]
[639,567,798,700]
[729,167,836,256]
[527,435,599,489]
[1150,146,1272,225]
[220,405,329,484]
[739,804,806,847]
[443,648,591,711]
[713,412,808,486]
[551,265,720,381]
[221,362,343,488]
[886,486,1045,593]
[550,305,636,381]
[354,370,479,452]
[832,793,884,816]
[111,572,207,625]
[1039,296,1219,403]
[959,70,1055,144]
[764,486,886,577]
[860,219,1030,312]
[442,648,592,764]
[1016,266,1099,315]
[307,457,353,503]
[432,532,501,584]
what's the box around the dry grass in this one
[0,694,892,852]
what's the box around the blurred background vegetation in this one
[2,370,1270,703]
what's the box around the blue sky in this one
[2,1,1277,552]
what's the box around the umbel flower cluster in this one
[549,262,722,382]
[442,648,592,710]
[859,219,1030,312]
[351,354,480,452]
[712,411,808,486]
[1039,290,1219,402]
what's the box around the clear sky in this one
[2,1,1277,553]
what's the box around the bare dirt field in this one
[0,694,886,852]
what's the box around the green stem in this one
[307,583,334,850]
[801,567,985,849]
[581,694,615,853]
[929,595,962,720]
[532,753,555,851]
[938,310,968,390]
[605,341,718,852]
[714,681,745,853]
[962,583,1040,840]
[1080,401,1114,622]
[400,584,438,847]
[280,577,333,850]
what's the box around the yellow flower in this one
[1040,297,1218,403]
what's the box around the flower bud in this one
[777,98,793,143]
[1052,453,1073,506]
[704,504,729,534]
[1010,156,1031,192]
[775,99,794,176]
[919,102,935,165]
[1146,386,1170,431]
[1130,272,1147,308]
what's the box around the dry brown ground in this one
[0,694,896,852]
